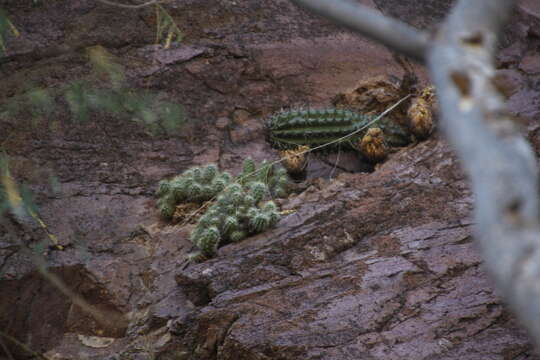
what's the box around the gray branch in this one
[291,0,429,61]
[291,0,540,348]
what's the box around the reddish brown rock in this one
[520,54,540,75]
[1,0,539,359]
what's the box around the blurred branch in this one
[291,0,540,349]
[426,0,540,348]
[0,331,50,360]
[0,160,126,342]
[291,0,429,62]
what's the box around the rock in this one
[215,117,231,130]
[493,69,525,98]
[497,42,525,67]
[1,0,539,359]
[232,109,251,126]
[229,121,265,144]
[519,54,540,75]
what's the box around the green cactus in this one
[249,182,267,203]
[249,212,270,232]
[266,108,411,152]
[238,157,290,198]
[157,159,289,260]
[189,178,281,259]
[198,226,220,257]
[156,164,232,219]
[157,193,176,219]
[229,230,247,243]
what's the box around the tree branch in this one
[291,0,540,349]
[290,0,429,62]
[426,0,540,347]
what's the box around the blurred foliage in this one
[0,4,187,135]
[0,155,31,220]
[0,8,18,56]
[1,44,187,135]
[0,155,60,251]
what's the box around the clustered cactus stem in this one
[190,181,280,258]
[156,159,289,260]
[237,158,289,198]
[156,164,232,219]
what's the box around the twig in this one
[0,336,15,360]
[290,0,429,62]
[0,217,125,333]
[329,145,341,180]
[0,331,50,360]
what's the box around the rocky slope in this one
[1,0,540,359]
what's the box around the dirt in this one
[1,0,540,359]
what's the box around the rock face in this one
[1,0,540,359]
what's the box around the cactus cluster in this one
[156,164,232,219]
[237,158,289,198]
[190,181,280,257]
[156,159,289,260]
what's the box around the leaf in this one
[77,335,115,348]
[155,5,183,48]
[0,8,19,56]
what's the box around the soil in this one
[1,0,540,359]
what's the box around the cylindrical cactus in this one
[223,216,239,234]
[228,183,243,194]
[266,107,413,159]
[250,213,270,232]
[201,185,215,200]
[205,164,218,180]
[230,191,244,206]
[212,178,228,193]
[243,195,256,207]
[157,180,170,197]
[192,167,203,182]
[243,158,256,173]
[189,183,202,199]
[249,182,267,203]
[229,230,247,243]
[199,226,220,256]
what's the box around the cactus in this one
[266,108,412,158]
[249,182,267,203]
[189,179,281,259]
[197,226,220,257]
[237,157,290,198]
[229,230,247,243]
[156,164,232,219]
[157,159,289,259]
